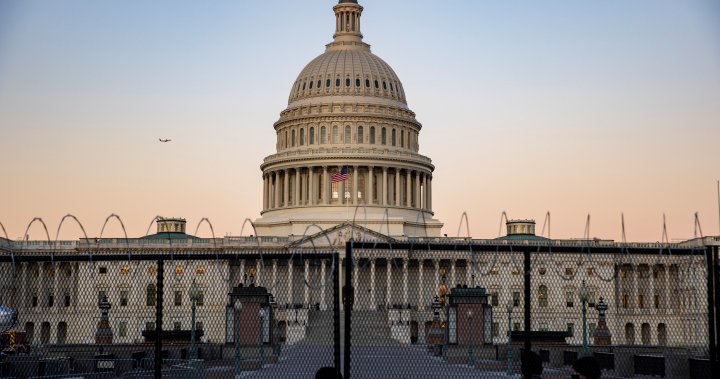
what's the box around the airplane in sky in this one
[159,138,172,143]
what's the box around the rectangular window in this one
[173,322,182,331]
[99,266,107,274]
[391,129,396,146]
[64,294,71,307]
[622,294,629,308]
[197,291,204,306]
[381,128,386,145]
[491,292,499,307]
[654,294,660,309]
[492,322,499,337]
[512,291,520,307]
[196,321,204,331]
[98,290,107,303]
[638,294,644,309]
[48,295,54,307]
[513,322,521,332]
[32,296,38,307]
[118,321,127,337]
[120,291,128,307]
[174,291,182,306]
[567,323,574,337]
[566,291,574,308]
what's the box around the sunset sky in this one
[1,0,719,242]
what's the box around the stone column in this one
[382,167,388,205]
[422,173,427,210]
[352,165,359,205]
[320,259,327,310]
[451,259,456,288]
[405,169,412,207]
[418,259,424,308]
[272,259,278,293]
[304,260,310,306]
[309,167,315,205]
[386,259,392,307]
[287,260,293,306]
[263,174,268,210]
[368,166,374,204]
[427,175,432,211]
[283,169,290,207]
[394,168,400,206]
[370,259,376,310]
[414,171,421,209]
[274,171,280,209]
[402,259,409,306]
[323,166,329,205]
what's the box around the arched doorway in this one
[641,323,651,345]
[410,321,419,344]
[40,322,51,344]
[24,322,35,343]
[57,322,67,344]
[657,323,667,346]
[624,323,635,345]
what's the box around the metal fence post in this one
[523,248,532,379]
[708,246,718,379]
[333,251,341,373]
[154,259,164,379]
[344,241,353,379]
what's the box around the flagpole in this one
[717,179,719,236]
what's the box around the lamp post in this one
[259,308,266,368]
[506,300,513,376]
[188,279,200,361]
[579,280,590,357]
[234,299,242,378]
[467,309,474,367]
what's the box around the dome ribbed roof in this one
[288,49,407,106]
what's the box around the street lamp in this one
[579,280,590,357]
[234,299,242,378]
[467,309,474,367]
[506,299,513,376]
[188,279,200,361]
[259,308,266,368]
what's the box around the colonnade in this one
[262,165,432,212]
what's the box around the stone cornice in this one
[259,148,434,171]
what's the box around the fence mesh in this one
[0,241,716,378]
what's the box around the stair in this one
[300,310,397,347]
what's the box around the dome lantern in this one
[331,0,365,47]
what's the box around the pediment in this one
[287,222,396,249]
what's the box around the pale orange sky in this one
[1,0,719,242]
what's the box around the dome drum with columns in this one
[254,0,442,237]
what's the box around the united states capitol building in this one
[0,0,716,355]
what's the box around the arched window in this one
[381,127,387,145]
[370,127,375,144]
[57,322,67,344]
[383,81,387,90]
[391,129,396,146]
[291,130,296,147]
[657,323,667,346]
[400,130,405,147]
[332,125,338,143]
[345,78,350,87]
[365,79,370,88]
[390,82,394,91]
[317,80,321,89]
[625,323,635,345]
[147,284,156,306]
[326,79,331,88]
[309,127,315,144]
[357,126,364,143]
[300,128,305,145]
[302,82,306,90]
[321,126,327,144]
[355,78,361,87]
[641,323,651,345]
[40,322,50,344]
[284,131,288,148]
[335,78,341,87]
[344,125,351,143]
[374,80,379,89]
[25,322,35,343]
[538,285,548,307]
[309,80,313,89]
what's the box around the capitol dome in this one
[254,0,443,238]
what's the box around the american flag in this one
[331,166,349,183]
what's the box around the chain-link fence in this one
[0,240,718,379]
